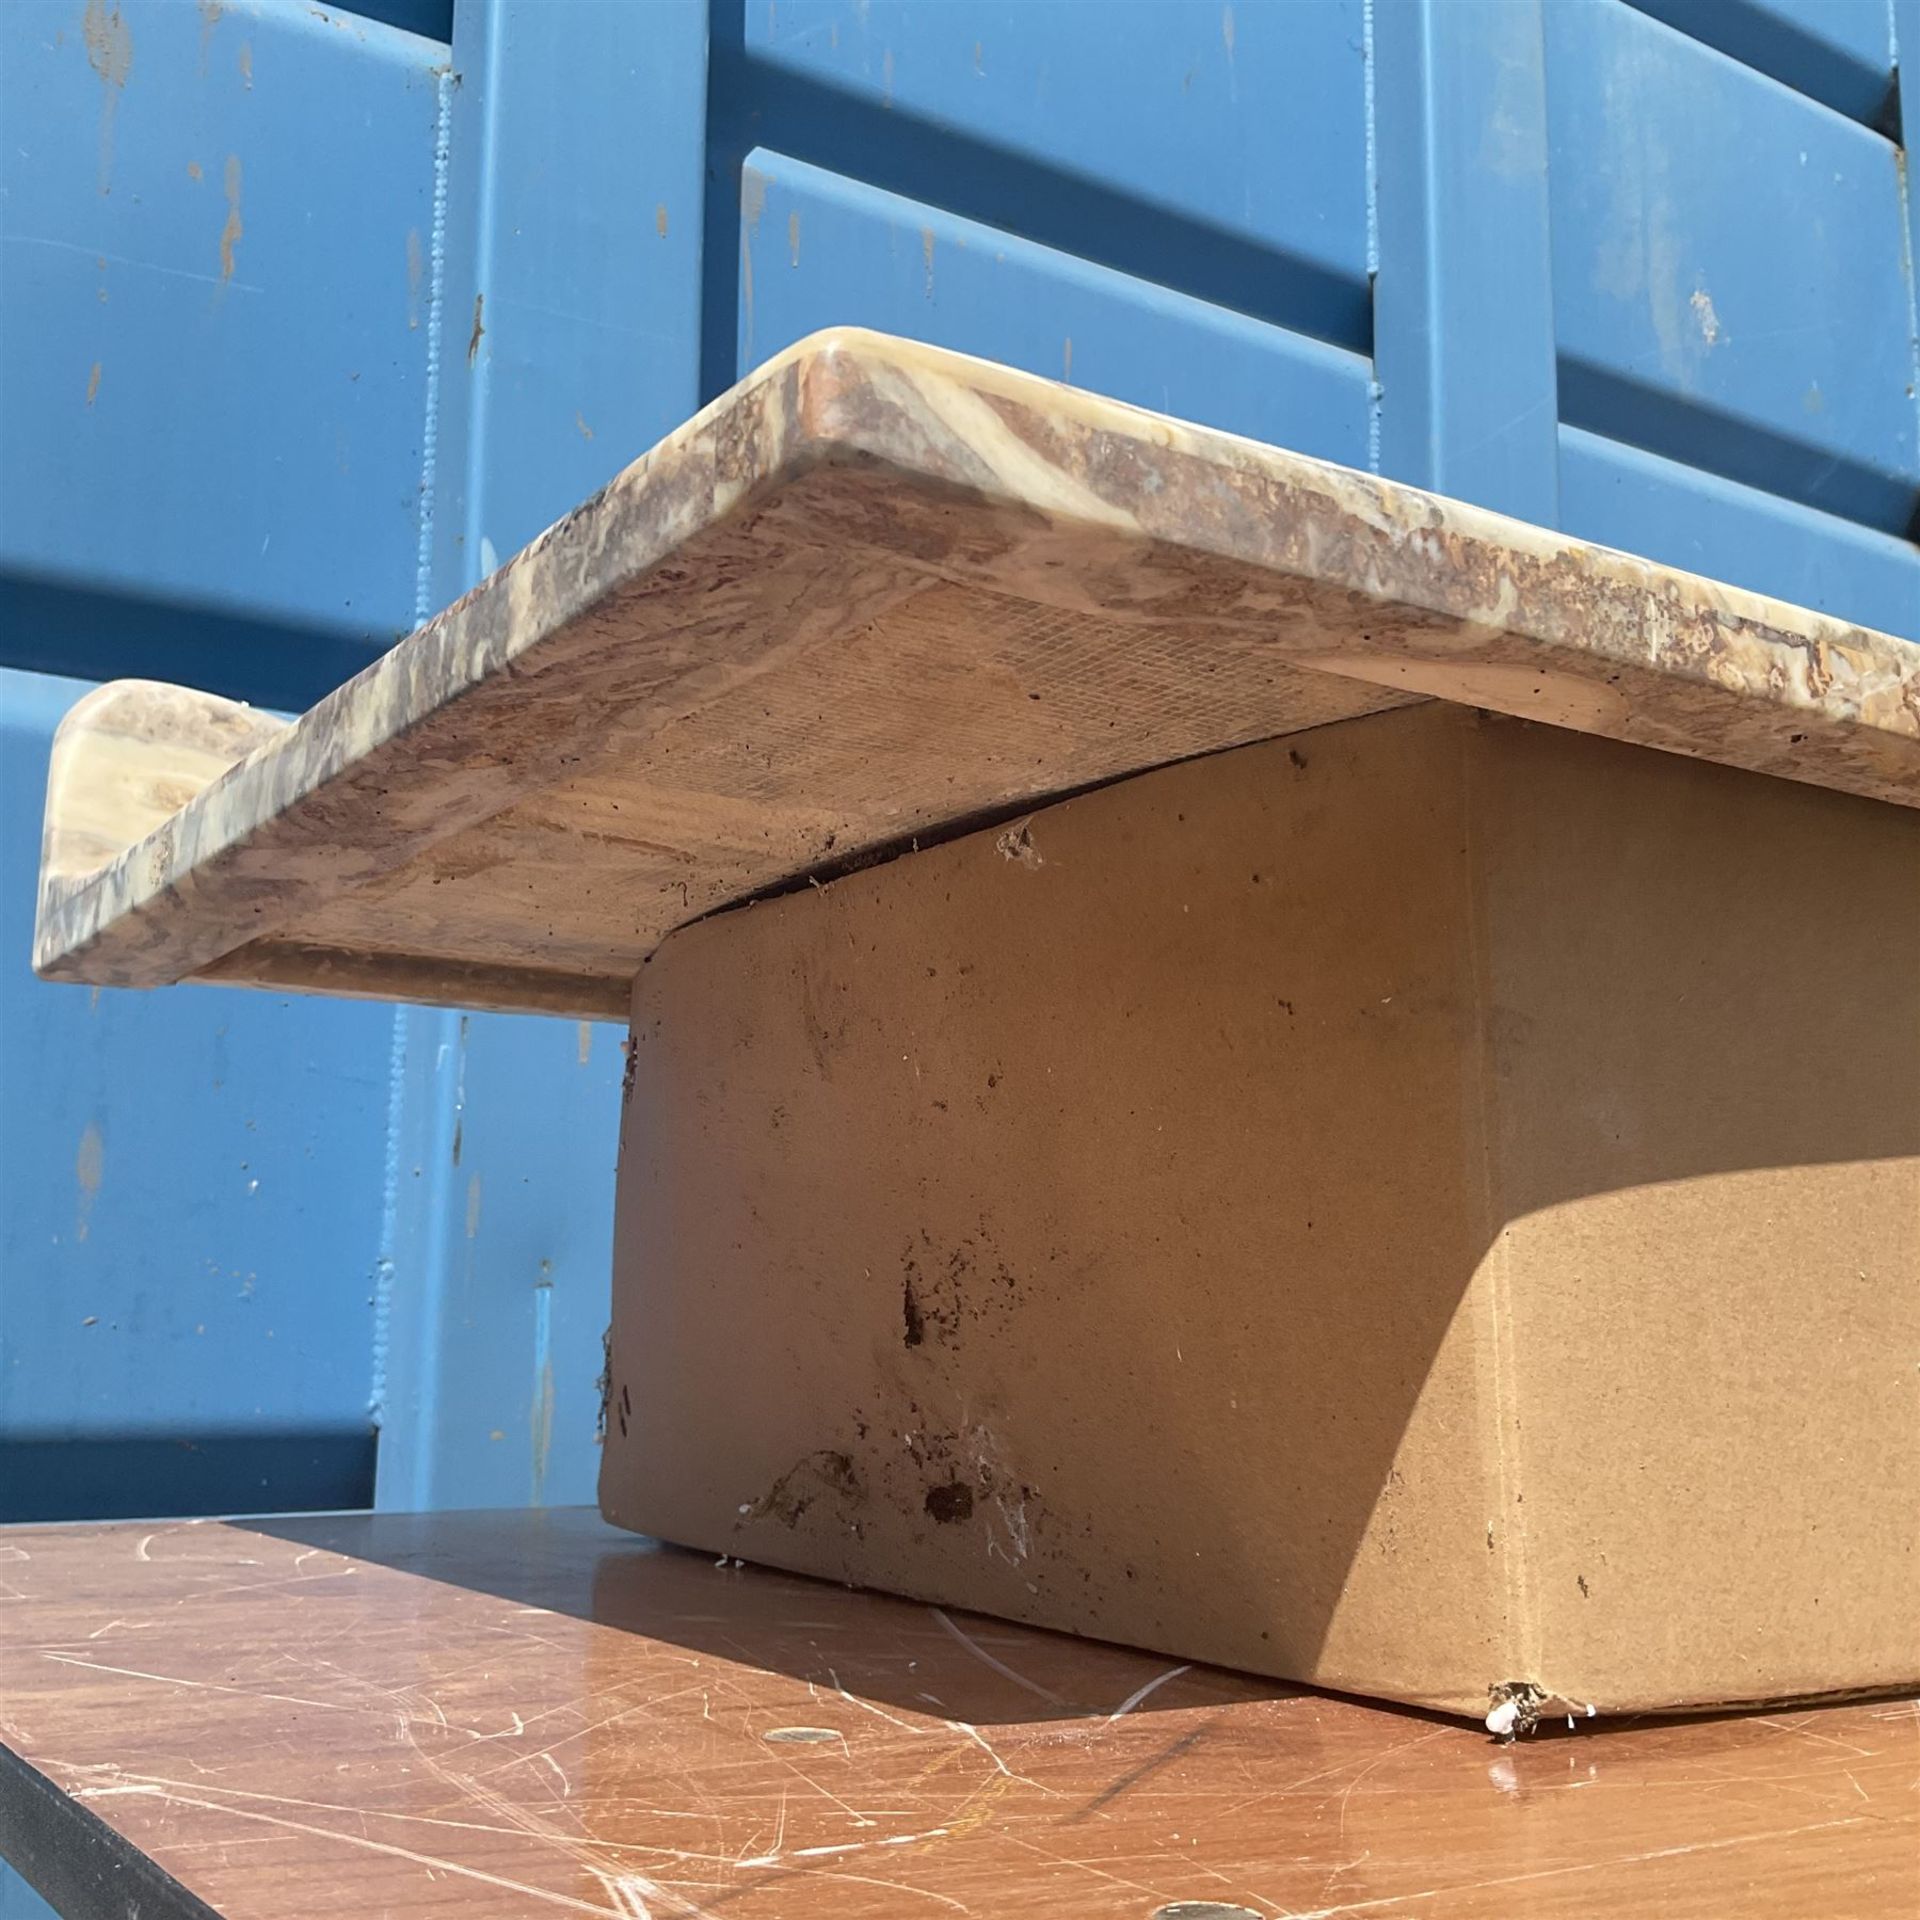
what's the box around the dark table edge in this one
[0,1741,221,1920]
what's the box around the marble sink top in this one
[34,329,1920,1019]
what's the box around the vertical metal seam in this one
[379,61,454,1434]
[1891,3,1920,483]
[1899,157,1920,438]
[460,6,512,587]
[413,64,455,627]
[368,1010,408,1428]
[1362,0,1382,474]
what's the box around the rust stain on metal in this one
[82,0,132,86]
[236,39,252,88]
[218,155,243,281]
[85,363,102,408]
[75,1121,104,1243]
[654,202,668,239]
[186,159,203,182]
[82,0,132,197]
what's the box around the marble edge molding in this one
[798,334,1920,777]
[33,326,1920,998]
[39,681,289,900]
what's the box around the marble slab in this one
[33,329,1920,1017]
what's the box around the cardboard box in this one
[599,703,1920,1722]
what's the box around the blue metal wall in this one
[1,0,446,1535]
[5,0,1919,1542]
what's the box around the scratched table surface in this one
[0,1511,1913,1919]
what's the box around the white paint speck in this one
[1689,286,1722,346]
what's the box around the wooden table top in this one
[35,329,1920,1022]
[0,1509,1913,1918]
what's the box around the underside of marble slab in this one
[33,327,1920,1019]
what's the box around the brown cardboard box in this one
[599,703,1920,1723]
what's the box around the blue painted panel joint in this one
[1370,0,1561,520]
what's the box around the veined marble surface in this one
[34,328,1920,1016]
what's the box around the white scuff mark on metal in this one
[1690,285,1722,346]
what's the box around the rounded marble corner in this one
[35,678,287,973]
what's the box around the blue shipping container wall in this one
[6,0,1920,1532]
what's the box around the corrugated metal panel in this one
[738,149,1372,462]
[370,1011,621,1511]
[736,0,1372,346]
[0,0,451,1570]
[0,669,390,1521]
[1625,0,1894,125]
[0,0,448,709]
[1549,0,1919,533]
